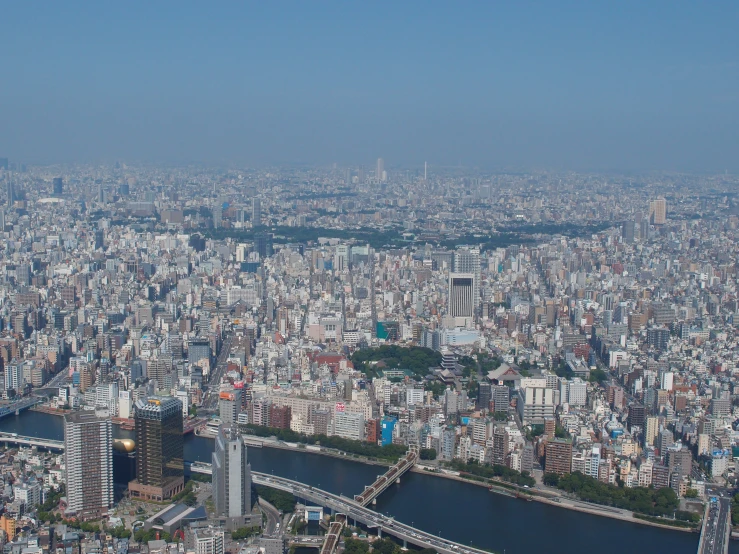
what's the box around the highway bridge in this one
[0,432,64,450]
[697,496,730,554]
[251,472,489,554]
[0,398,44,420]
[355,447,417,506]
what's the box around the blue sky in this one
[1,2,738,169]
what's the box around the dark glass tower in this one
[128,396,184,501]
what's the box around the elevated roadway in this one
[252,472,488,554]
[0,431,64,450]
[698,496,730,554]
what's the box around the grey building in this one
[212,426,253,529]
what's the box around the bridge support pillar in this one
[378,529,382,538]
[403,540,406,549]
[396,478,400,484]
[372,498,377,506]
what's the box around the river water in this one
[0,411,710,554]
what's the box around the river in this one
[0,411,712,554]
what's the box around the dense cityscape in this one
[0,158,737,554]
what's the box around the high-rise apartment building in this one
[64,412,113,519]
[129,396,184,501]
[645,416,659,446]
[212,425,252,527]
[649,197,667,225]
[53,177,63,195]
[545,438,573,475]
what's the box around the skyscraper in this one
[376,157,385,182]
[251,198,262,227]
[622,221,635,243]
[0,208,4,231]
[212,425,252,527]
[52,177,63,195]
[7,180,14,207]
[213,205,222,228]
[334,244,349,272]
[453,247,480,313]
[448,273,475,325]
[129,396,184,501]
[254,232,273,259]
[64,412,113,520]
[649,197,667,225]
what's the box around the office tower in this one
[98,182,105,204]
[7,180,14,207]
[213,205,222,228]
[52,177,63,195]
[254,232,273,259]
[119,182,130,196]
[188,338,211,367]
[649,197,667,225]
[219,389,242,426]
[252,198,262,227]
[453,247,480,312]
[94,229,104,250]
[64,412,113,519]
[477,382,492,410]
[627,403,646,431]
[0,158,8,170]
[448,273,475,323]
[545,438,573,475]
[334,244,349,272]
[376,157,385,182]
[345,168,351,185]
[0,208,4,230]
[622,221,635,243]
[129,396,184,501]
[647,327,670,351]
[212,425,252,526]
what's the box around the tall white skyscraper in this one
[448,272,475,326]
[212,425,252,526]
[376,157,385,182]
[64,412,113,519]
[454,246,481,313]
[334,244,349,272]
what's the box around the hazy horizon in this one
[1,2,738,171]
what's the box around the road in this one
[253,472,488,554]
[699,497,730,554]
[203,332,235,411]
[260,497,282,537]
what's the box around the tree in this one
[419,448,437,461]
[543,473,560,487]
[343,538,369,554]
[685,488,698,499]
[189,405,198,417]
[373,538,399,554]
